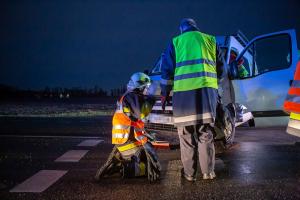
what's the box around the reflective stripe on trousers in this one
[287,118,300,137]
[117,141,142,159]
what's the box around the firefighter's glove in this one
[144,144,161,182]
[144,132,156,142]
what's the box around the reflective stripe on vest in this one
[172,31,218,92]
[112,94,147,145]
[112,111,131,144]
[287,116,300,137]
[284,60,300,113]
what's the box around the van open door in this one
[229,29,298,127]
[230,29,298,80]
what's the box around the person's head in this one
[179,18,198,34]
[127,72,151,93]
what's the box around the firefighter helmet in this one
[127,72,151,91]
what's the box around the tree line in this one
[0,84,127,99]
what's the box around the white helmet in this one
[127,72,151,91]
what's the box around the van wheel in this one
[223,104,236,145]
[224,116,235,145]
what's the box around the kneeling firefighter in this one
[95,72,161,182]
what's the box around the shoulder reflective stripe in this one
[292,80,300,88]
[176,58,216,68]
[115,110,124,113]
[290,112,300,120]
[285,95,300,103]
[113,125,130,130]
[112,133,129,139]
[174,71,217,81]
[174,113,213,123]
[160,78,174,85]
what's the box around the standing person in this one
[95,72,161,182]
[160,18,223,181]
[284,51,300,137]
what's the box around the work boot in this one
[202,173,210,180]
[209,171,216,179]
[203,172,216,180]
[181,168,196,182]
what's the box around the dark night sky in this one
[1,0,300,90]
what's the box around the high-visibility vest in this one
[283,61,300,113]
[172,31,218,92]
[284,57,300,137]
[111,94,148,145]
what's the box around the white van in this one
[144,29,298,146]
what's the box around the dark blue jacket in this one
[160,27,223,127]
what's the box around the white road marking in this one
[55,150,89,162]
[77,139,103,147]
[0,135,101,139]
[10,170,67,193]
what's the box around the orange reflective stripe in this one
[288,87,300,96]
[284,101,300,113]
[112,129,129,134]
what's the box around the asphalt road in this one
[0,117,300,200]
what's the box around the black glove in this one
[144,131,156,142]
